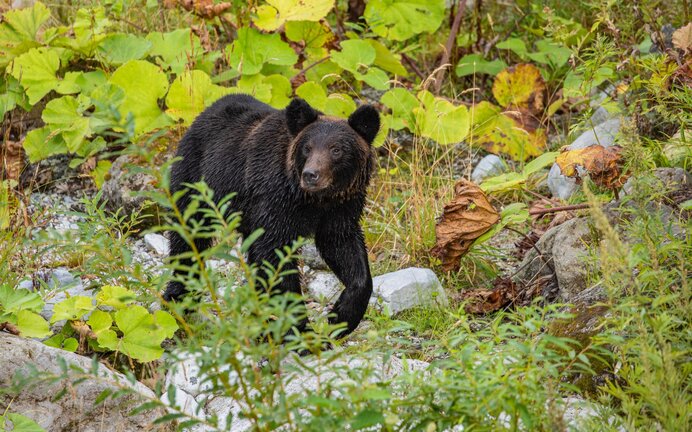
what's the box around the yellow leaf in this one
[492,63,546,113]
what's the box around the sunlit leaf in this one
[16,310,51,338]
[0,2,51,67]
[456,54,507,77]
[364,0,445,41]
[254,0,335,31]
[226,28,297,76]
[492,64,546,112]
[97,34,152,66]
[166,70,232,124]
[7,47,80,104]
[22,126,68,162]
[51,296,95,323]
[95,285,136,309]
[415,90,470,145]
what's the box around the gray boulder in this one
[372,267,448,315]
[471,154,506,184]
[0,332,168,431]
[306,271,342,302]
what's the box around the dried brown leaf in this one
[672,22,692,54]
[556,144,628,190]
[431,179,500,271]
[2,140,24,181]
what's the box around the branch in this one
[433,0,466,94]
[528,203,590,216]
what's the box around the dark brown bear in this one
[163,94,379,337]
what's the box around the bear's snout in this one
[302,169,320,185]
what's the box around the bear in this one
[163,94,380,338]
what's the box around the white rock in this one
[165,351,238,398]
[306,271,342,302]
[471,154,506,183]
[548,118,623,200]
[161,389,211,431]
[301,243,328,270]
[144,233,169,256]
[371,267,448,315]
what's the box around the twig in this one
[295,56,330,77]
[401,53,425,81]
[433,0,466,94]
[528,203,590,216]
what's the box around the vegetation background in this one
[0,0,690,431]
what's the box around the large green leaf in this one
[415,90,470,145]
[1,413,46,432]
[87,310,113,336]
[0,2,51,67]
[295,81,356,118]
[0,284,44,316]
[166,70,232,124]
[285,21,334,50]
[146,29,202,75]
[330,40,376,73]
[22,126,68,162]
[7,47,80,105]
[51,296,95,323]
[0,75,30,117]
[42,95,93,154]
[254,0,335,31]
[109,60,171,136]
[95,285,136,309]
[16,310,51,338]
[226,28,298,76]
[97,34,152,66]
[367,39,408,76]
[455,54,508,77]
[381,88,417,131]
[364,0,445,41]
[98,306,177,362]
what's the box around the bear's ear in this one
[348,104,380,145]
[286,98,319,136]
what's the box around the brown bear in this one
[163,94,379,337]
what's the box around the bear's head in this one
[286,98,380,197]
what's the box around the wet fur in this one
[164,94,379,337]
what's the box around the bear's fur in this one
[164,94,379,337]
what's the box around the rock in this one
[622,167,692,197]
[547,118,624,200]
[306,271,342,302]
[204,355,429,431]
[144,233,169,256]
[0,332,168,431]
[514,218,595,302]
[471,155,506,183]
[101,155,163,229]
[371,267,448,315]
[161,389,206,430]
[38,267,90,320]
[300,243,328,270]
[165,351,236,398]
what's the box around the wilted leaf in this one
[2,140,24,181]
[460,278,518,314]
[471,101,546,161]
[672,23,692,54]
[254,0,335,32]
[175,0,232,19]
[431,179,500,271]
[556,144,628,190]
[492,64,546,113]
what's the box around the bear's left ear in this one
[348,104,380,145]
[286,98,319,136]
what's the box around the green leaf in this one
[22,126,68,162]
[226,28,298,76]
[455,54,508,77]
[0,2,51,68]
[294,82,355,117]
[367,39,408,76]
[528,40,572,69]
[381,88,418,131]
[415,90,470,145]
[285,21,334,49]
[74,70,108,95]
[364,0,445,41]
[2,413,46,432]
[330,39,376,73]
[97,34,152,66]
[0,75,30,116]
[7,47,80,105]
[351,409,385,430]
[100,306,177,362]
[63,7,110,55]
[354,66,390,90]
[16,310,51,338]
[91,160,112,189]
[496,37,529,59]
[166,70,232,125]
[109,60,171,136]
[87,310,113,335]
[0,284,44,315]
[95,285,136,309]
[253,0,335,32]
[146,29,202,75]
[62,337,78,352]
[42,95,93,154]
[51,296,95,323]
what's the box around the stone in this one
[371,267,448,315]
[144,233,169,256]
[101,155,163,229]
[622,167,692,197]
[471,154,506,184]
[0,332,168,431]
[38,267,90,320]
[305,271,342,302]
[165,351,237,398]
[300,243,328,270]
[161,389,209,431]
[547,118,623,200]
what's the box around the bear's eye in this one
[331,147,342,157]
[302,145,311,156]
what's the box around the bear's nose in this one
[302,169,320,185]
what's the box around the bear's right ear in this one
[286,98,319,136]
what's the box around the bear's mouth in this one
[300,180,331,193]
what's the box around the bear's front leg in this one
[315,215,372,337]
